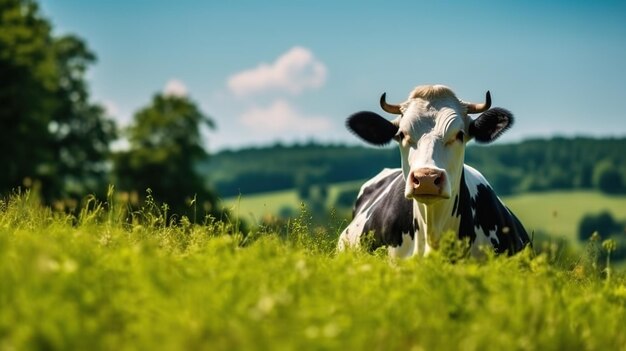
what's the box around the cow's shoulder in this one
[458,164,530,254]
[354,168,402,214]
[352,168,414,249]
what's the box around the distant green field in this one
[225,187,626,243]
[223,189,299,222]
[222,180,363,222]
[504,191,626,242]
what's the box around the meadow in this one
[2,192,626,350]
[222,180,362,222]
[225,187,626,244]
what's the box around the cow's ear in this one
[347,111,398,146]
[468,108,513,144]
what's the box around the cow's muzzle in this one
[406,168,449,203]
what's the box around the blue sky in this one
[39,0,626,150]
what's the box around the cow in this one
[337,84,530,258]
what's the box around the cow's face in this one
[347,85,513,204]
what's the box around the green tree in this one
[578,211,620,241]
[0,0,57,193]
[592,160,624,194]
[0,0,116,201]
[45,35,117,200]
[114,94,218,217]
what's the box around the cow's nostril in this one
[413,174,420,185]
[434,176,442,186]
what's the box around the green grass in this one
[226,185,626,242]
[2,192,626,350]
[223,188,299,221]
[222,180,363,222]
[504,191,626,242]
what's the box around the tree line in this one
[1,0,219,218]
[466,137,626,195]
[206,137,626,198]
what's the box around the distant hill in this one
[200,137,626,197]
[199,142,398,197]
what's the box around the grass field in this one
[2,192,626,350]
[222,180,363,222]
[505,191,626,241]
[225,186,626,243]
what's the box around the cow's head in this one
[347,85,513,204]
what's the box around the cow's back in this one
[338,168,414,251]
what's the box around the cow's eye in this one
[455,131,465,142]
[395,131,405,142]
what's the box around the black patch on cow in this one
[351,167,530,255]
[508,209,531,250]
[469,183,530,254]
[353,170,414,250]
[346,111,398,146]
[354,172,399,216]
[451,194,459,217]
[454,169,477,244]
[469,108,514,144]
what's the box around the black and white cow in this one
[338,85,530,258]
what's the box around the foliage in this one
[45,35,117,200]
[0,0,116,201]
[578,211,623,241]
[113,94,218,217]
[205,137,626,197]
[592,160,624,194]
[335,188,359,209]
[202,142,399,197]
[2,194,626,350]
[578,212,626,263]
[0,0,55,192]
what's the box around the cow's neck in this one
[412,189,461,256]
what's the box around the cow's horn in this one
[380,93,402,115]
[465,91,492,114]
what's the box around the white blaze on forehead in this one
[399,99,466,140]
[398,100,466,173]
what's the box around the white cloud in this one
[228,46,327,97]
[240,99,331,133]
[102,100,119,116]
[163,79,188,97]
[110,138,130,152]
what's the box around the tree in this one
[0,0,116,201]
[578,211,620,241]
[114,94,218,217]
[44,35,117,200]
[592,160,624,194]
[0,0,57,194]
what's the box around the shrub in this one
[578,210,620,241]
[592,160,624,194]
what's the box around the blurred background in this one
[2,0,626,259]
